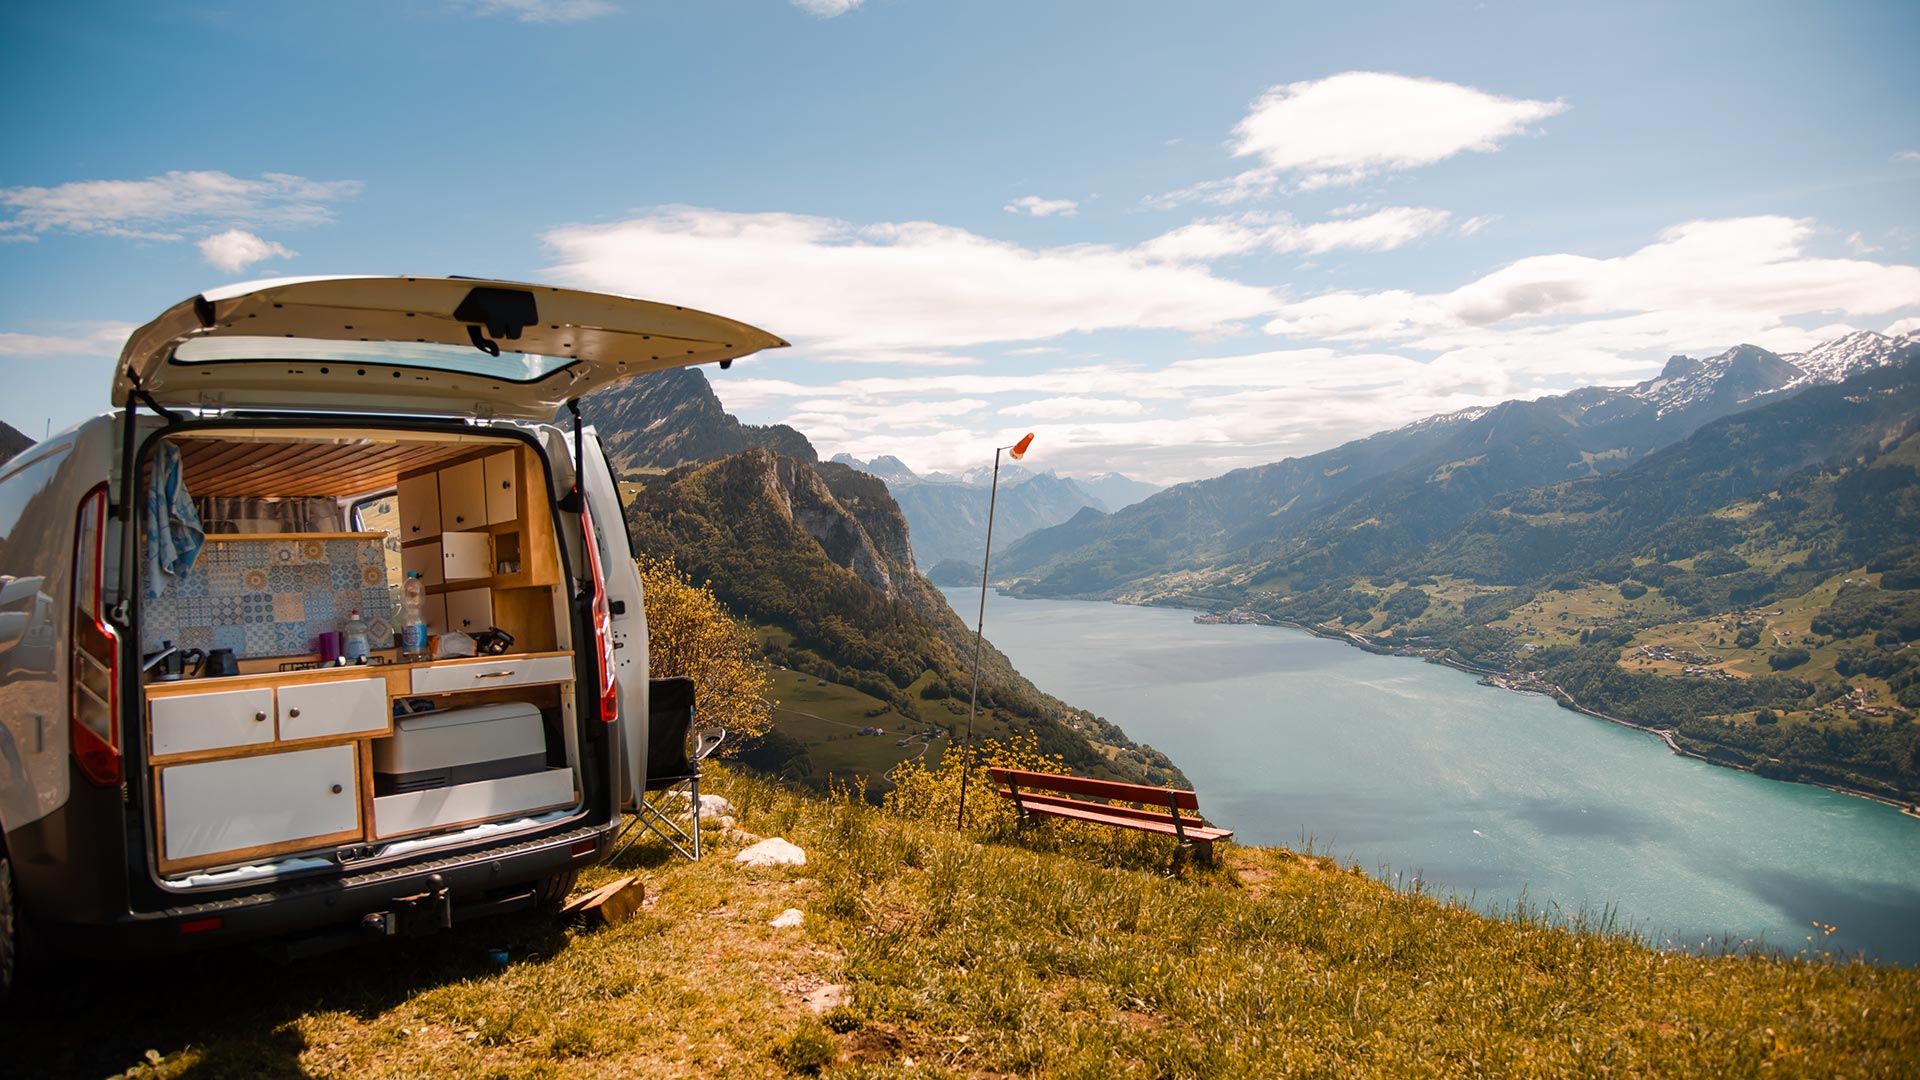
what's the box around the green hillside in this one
[1250,363,1920,802]
[15,768,1915,1078]
[624,449,1184,790]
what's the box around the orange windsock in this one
[1010,432,1035,460]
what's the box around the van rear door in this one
[576,430,649,804]
[115,276,786,420]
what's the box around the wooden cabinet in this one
[401,541,443,587]
[278,676,388,742]
[444,586,494,635]
[150,687,274,757]
[159,744,360,866]
[439,458,488,531]
[396,472,441,541]
[144,651,579,872]
[484,450,518,525]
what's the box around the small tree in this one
[638,554,773,750]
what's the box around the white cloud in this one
[791,0,863,15]
[1845,231,1880,255]
[0,323,136,358]
[1896,150,1920,163]
[1005,195,1079,217]
[1889,316,1920,338]
[1163,71,1566,204]
[1265,217,1920,369]
[197,229,295,273]
[1139,206,1456,262]
[1002,396,1146,419]
[462,0,616,21]
[0,170,361,240]
[541,206,1281,355]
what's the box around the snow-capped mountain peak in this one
[1781,330,1908,386]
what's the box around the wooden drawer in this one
[279,676,390,742]
[159,744,360,863]
[371,767,573,839]
[409,653,574,695]
[150,687,275,757]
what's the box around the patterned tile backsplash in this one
[142,535,394,657]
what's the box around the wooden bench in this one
[989,768,1233,864]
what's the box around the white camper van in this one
[0,276,784,998]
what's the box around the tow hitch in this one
[364,877,452,938]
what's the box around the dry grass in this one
[8,767,1917,1078]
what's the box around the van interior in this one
[136,428,583,884]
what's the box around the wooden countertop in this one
[142,650,574,698]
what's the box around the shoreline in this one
[1179,602,1919,817]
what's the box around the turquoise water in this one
[943,588,1920,965]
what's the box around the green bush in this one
[1769,647,1812,671]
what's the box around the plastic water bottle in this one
[399,572,429,662]
[342,609,370,662]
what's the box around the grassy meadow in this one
[9,766,1916,1079]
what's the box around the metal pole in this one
[957,445,1005,830]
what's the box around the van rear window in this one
[172,336,577,383]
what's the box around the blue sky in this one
[3,0,1916,483]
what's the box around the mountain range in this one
[1000,332,1919,602]
[829,453,1160,574]
[995,329,1920,801]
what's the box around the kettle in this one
[142,641,205,681]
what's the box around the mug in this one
[205,648,239,678]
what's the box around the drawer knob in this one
[330,784,343,795]
[254,711,267,722]
[287,707,301,718]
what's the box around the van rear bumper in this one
[38,823,614,956]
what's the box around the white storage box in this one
[371,701,547,795]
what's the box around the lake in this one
[942,587,1920,965]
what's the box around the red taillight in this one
[71,486,120,786]
[578,497,619,725]
[177,916,223,935]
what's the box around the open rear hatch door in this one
[115,276,787,420]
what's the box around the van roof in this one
[116,276,787,422]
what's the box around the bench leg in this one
[1194,839,1213,867]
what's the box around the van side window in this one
[71,485,119,780]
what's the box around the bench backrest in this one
[990,768,1200,812]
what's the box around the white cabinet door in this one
[483,450,519,525]
[150,687,275,757]
[440,531,492,581]
[444,586,494,634]
[279,676,389,741]
[396,472,441,541]
[438,459,487,532]
[400,541,443,587]
[160,745,359,861]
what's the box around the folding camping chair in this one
[612,677,726,861]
